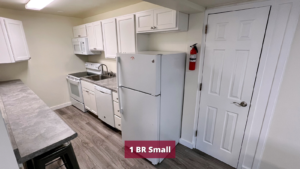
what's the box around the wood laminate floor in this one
[46,106,234,169]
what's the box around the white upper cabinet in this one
[136,10,154,32]
[0,17,30,64]
[93,22,104,51]
[102,18,118,58]
[116,14,136,54]
[73,25,87,38]
[136,8,188,33]
[153,8,177,30]
[0,19,14,64]
[86,21,104,51]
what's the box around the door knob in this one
[233,101,247,107]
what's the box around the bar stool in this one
[26,142,79,169]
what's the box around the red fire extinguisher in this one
[189,43,198,70]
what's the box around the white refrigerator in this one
[117,51,186,165]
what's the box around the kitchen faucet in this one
[101,64,108,75]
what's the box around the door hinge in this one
[205,25,208,34]
[199,83,202,91]
[195,130,198,137]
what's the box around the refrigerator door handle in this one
[117,57,124,114]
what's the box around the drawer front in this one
[112,92,119,102]
[81,80,95,92]
[113,101,121,117]
[114,115,121,130]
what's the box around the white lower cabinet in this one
[82,88,97,115]
[114,115,122,131]
[113,101,121,117]
[0,17,30,64]
[112,91,121,131]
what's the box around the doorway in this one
[196,6,270,168]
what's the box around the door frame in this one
[192,0,300,168]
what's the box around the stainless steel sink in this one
[86,75,111,81]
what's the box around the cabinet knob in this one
[104,116,106,118]
[151,27,153,29]
[118,110,119,112]
[153,26,157,29]
[118,124,120,126]
[78,35,81,37]
[117,98,118,100]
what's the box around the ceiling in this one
[0,0,260,18]
[0,0,142,18]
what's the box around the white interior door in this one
[4,18,30,61]
[102,18,118,58]
[116,14,136,53]
[196,7,270,167]
[153,8,176,30]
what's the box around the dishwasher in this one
[95,85,115,127]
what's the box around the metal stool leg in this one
[63,143,80,169]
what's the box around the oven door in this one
[67,77,84,103]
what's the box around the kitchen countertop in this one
[0,80,77,163]
[81,77,118,92]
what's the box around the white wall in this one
[0,8,87,107]
[260,19,300,169]
[147,14,204,144]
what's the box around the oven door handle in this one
[67,78,80,85]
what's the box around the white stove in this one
[66,62,102,112]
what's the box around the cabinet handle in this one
[78,35,81,37]
[118,124,120,126]
[153,26,157,29]
[151,27,153,29]
[118,110,119,112]
[117,98,118,100]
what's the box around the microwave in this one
[72,38,100,55]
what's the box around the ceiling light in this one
[25,0,55,10]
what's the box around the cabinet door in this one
[82,89,91,110]
[86,23,96,50]
[102,18,118,58]
[0,18,14,63]
[73,25,87,38]
[153,8,177,30]
[4,18,30,61]
[116,14,136,53]
[136,10,153,32]
[89,91,98,115]
[93,21,104,50]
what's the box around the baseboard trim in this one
[179,138,194,149]
[51,102,72,110]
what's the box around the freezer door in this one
[118,54,161,95]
